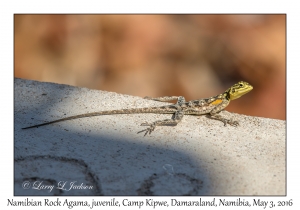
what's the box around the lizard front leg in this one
[209,113,239,126]
[138,110,184,136]
[209,100,239,126]
[144,96,186,106]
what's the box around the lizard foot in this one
[137,122,156,136]
[223,119,239,127]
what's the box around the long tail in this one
[22,106,174,129]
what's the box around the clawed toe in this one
[227,119,239,127]
[140,122,150,126]
[137,128,153,136]
[230,121,239,126]
[137,124,156,136]
[137,128,149,136]
[222,119,239,127]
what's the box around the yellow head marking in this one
[226,81,253,100]
[211,99,223,105]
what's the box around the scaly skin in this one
[22,81,253,136]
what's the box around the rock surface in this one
[15,78,285,195]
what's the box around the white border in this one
[1,0,298,209]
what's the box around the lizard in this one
[22,81,253,136]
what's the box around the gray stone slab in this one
[14,78,285,195]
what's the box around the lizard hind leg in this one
[137,110,184,136]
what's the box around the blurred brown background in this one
[14,14,286,120]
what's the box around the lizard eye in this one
[239,83,244,87]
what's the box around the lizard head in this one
[226,81,253,100]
